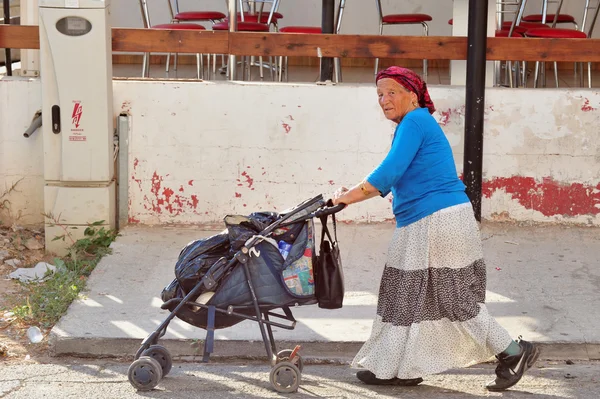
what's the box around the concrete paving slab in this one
[49,223,600,361]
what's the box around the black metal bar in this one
[463,0,489,222]
[319,0,335,81]
[242,260,275,360]
[2,0,12,76]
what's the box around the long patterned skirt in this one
[351,203,513,379]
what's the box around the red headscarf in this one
[376,66,436,114]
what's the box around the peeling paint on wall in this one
[482,176,600,217]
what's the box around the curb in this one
[49,334,600,363]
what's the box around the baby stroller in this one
[128,194,344,393]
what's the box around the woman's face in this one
[376,78,418,123]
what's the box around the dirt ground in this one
[0,224,54,360]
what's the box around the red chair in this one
[501,21,547,35]
[277,26,323,82]
[163,1,227,78]
[525,27,588,87]
[138,0,207,79]
[213,21,273,80]
[375,0,432,76]
[522,13,577,27]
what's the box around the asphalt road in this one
[1,357,599,398]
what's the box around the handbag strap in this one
[319,213,338,244]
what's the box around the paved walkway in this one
[49,223,600,361]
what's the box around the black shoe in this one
[486,339,540,391]
[356,370,423,386]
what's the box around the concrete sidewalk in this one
[49,223,600,361]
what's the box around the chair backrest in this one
[375,0,384,22]
[139,0,152,28]
[239,0,281,25]
[496,0,524,26]
[581,0,600,36]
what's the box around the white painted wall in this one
[116,80,600,226]
[2,77,598,227]
[0,77,44,226]
[110,0,600,38]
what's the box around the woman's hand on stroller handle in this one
[315,199,346,218]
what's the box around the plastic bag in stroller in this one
[128,194,345,393]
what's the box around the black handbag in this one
[315,211,344,309]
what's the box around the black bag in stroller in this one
[161,211,316,330]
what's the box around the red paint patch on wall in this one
[235,192,242,198]
[328,180,335,185]
[282,123,291,133]
[133,158,139,170]
[241,171,254,188]
[188,180,194,186]
[131,169,203,217]
[581,98,597,112]
[439,109,452,126]
[128,216,140,223]
[482,176,600,217]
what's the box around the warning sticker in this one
[69,136,87,142]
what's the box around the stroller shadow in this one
[131,362,570,399]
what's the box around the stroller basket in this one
[128,194,345,393]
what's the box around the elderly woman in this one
[331,66,539,391]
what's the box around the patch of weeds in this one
[11,221,119,328]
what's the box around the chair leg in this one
[284,56,289,82]
[206,53,211,80]
[374,23,383,75]
[200,54,205,79]
[422,22,429,77]
[174,53,179,71]
[508,61,514,88]
[278,56,284,82]
[588,62,592,88]
[259,56,264,80]
[533,61,540,88]
[166,53,171,73]
[553,61,559,87]
[142,52,150,78]
[334,58,342,83]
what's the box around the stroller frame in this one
[128,194,344,393]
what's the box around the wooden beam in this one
[112,28,228,54]
[0,25,39,49]
[2,25,600,62]
[487,37,600,62]
[229,33,469,60]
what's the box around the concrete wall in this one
[116,80,600,226]
[1,77,599,227]
[0,77,44,226]
[111,0,600,38]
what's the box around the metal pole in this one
[3,0,12,76]
[463,0,489,221]
[228,0,238,80]
[319,0,335,82]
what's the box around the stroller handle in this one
[314,202,346,218]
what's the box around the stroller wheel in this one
[128,356,163,391]
[269,361,301,393]
[277,349,304,373]
[142,345,173,376]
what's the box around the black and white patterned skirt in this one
[351,203,512,379]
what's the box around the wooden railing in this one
[2,25,600,62]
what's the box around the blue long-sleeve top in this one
[366,107,470,228]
